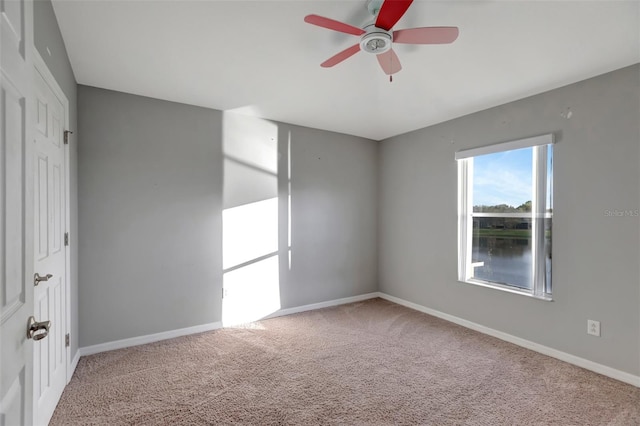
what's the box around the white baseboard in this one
[262,292,381,320]
[78,293,380,357]
[79,321,223,356]
[75,291,638,388]
[378,292,640,388]
[67,350,80,383]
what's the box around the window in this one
[456,134,553,300]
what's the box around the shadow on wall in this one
[222,112,292,326]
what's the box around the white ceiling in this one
[51,0,639,141]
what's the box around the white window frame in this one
[456,134,554,300]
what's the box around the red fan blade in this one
[304,14,365,36]
[321,44,361,68]
[376,48,402,75]
[375,0,413,31]
[393,27,459,44]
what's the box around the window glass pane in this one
[546,145,553,213]
[458,141,553,296]
[471,217,533,289]
[545,217,552,294]
[544,145,553,294]
[473,147,533,213]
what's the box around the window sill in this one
[458,279,553,302]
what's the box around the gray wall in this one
[379,65,640,375]
[78,87,224,346]
[78,86,378,346]
[34,0,79,357]
[283,123,378,308]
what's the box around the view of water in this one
[472,236,533,289]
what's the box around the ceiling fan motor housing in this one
[360,25,392,54]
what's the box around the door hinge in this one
[65,333,70,347]
[64,130,73,145]
[64,232,69,246]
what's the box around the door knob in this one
[34,272,53,286]
[27,316,51,341]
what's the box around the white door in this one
[1,0,35,425]
[32,63,68,425]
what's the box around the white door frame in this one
[31,46,73,397]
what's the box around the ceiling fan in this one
[304,0,459,78]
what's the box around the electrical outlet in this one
[587,320,600,337]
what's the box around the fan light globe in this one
[366,39,386,51]
[360,31,392,54]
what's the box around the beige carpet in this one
[51,298,639,425]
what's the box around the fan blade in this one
[375,0,413,31]
[321,44,361,68]
[376,48,402,75]
[304,14,365,36]
[393,27,459,44]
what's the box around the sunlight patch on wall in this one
[223,198,278,270]
[222,112,281,326]
[222,255,280,327]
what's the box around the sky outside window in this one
[472,147,533,209]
